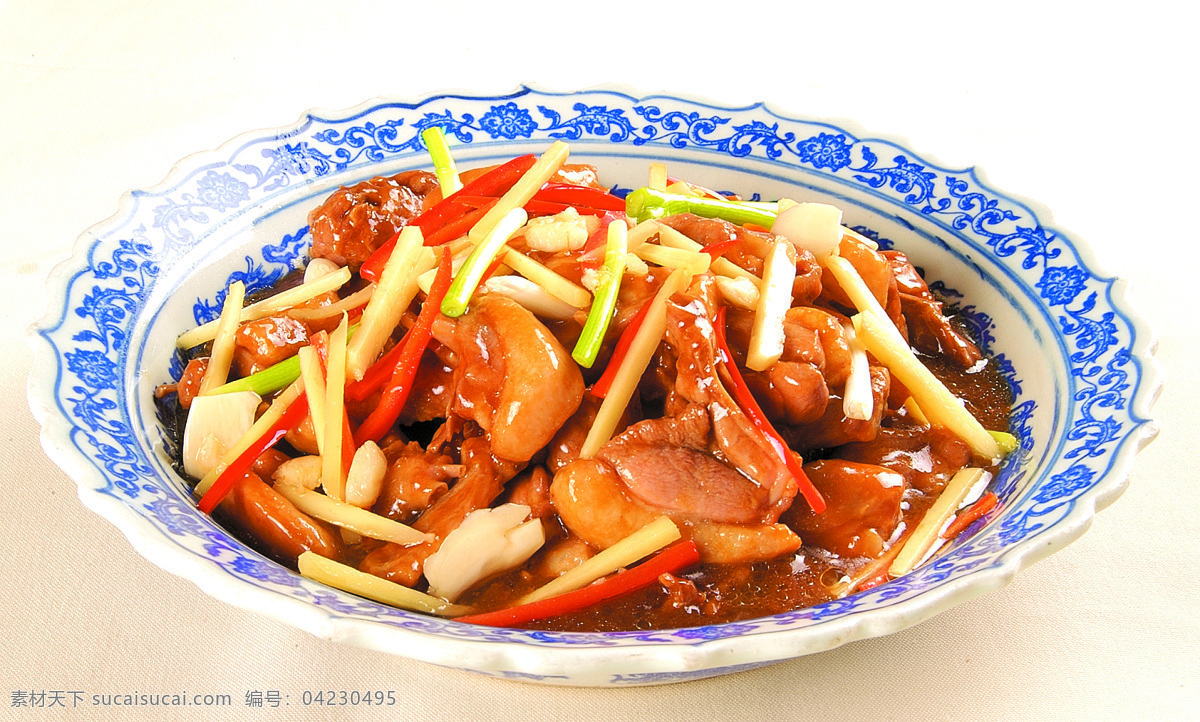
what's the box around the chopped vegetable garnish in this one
[590,300,651,399]
[518,516,681,605]
[580,268,692,458]
[890,467,991,576]
[421,125,462,197]
[296,345,328,450]
[320,315,350,500]
[424,504,545,602]
[714,306,825,514]
[181,390,259,479]
[772,201,843,257]
[531,183,626,213]
[572,221,628,368]
[345,226,428,380]
[841,322,874,421]
[297,552,469,617]
[468,141,568,244]
[942,491,1000,539]
[197,280,245,395]
[454,539,700,627]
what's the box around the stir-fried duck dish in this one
[158,132,1014,631]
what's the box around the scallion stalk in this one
[441,208,528,317]
[624,187,779,228]
[571,221,628,368]
[421,126,462,196]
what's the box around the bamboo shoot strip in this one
[890,468,991,577]
[517,517,681,605]
[177,267,352,349]
[852,311,1002,460]
[297,552,469,617]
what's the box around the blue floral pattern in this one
[30,88,1158,686]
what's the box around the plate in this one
[27,87,1161,686]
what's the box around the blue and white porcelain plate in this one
[27,87,1161,687]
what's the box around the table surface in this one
[3,1,1196,719]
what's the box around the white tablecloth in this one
[3,1,1195,718]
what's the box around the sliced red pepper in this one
[353,247,453,445]
[700,238,741,260]
[590,300,651,399]
[942,492,1000,539]
[344,334,409,402]
[743,222,771,234]
[420,199,499,248]
[197,392,310,514]
[713,306,825,514]
[532,183,626,212]
[455,539,700,628]
[360,155,537,279]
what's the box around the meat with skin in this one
[218,470,343,565]
[549,457,801,564]
[783,459,904,558]
[881,250,983,369]
[232,315,309,377]
[664,286,798,519]
[837,424,972,496]
[448,295,584,463]
[779,366,890,452]
[597,405,776,525]
[307,170,437,269]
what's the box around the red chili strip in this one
[353,247,453,445]
[532,183,626,212]
[743,222,770,234]
[454,539,700,628]
[197,392,310,514]
[700,238,741,260]
[422,199,499,248]
[713,306,825,514]
[344,334,409,402]
[942,492,1000,539]
[590,300,651,399]
[360,154,537,279]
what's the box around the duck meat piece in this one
[232,315,309,377]
[359,436,521,586]
[218,470,343,565]
[448,295,585,463]
[307,170,437,269]
[783,459,904,558]
[664,285,798,519]
[837,424,973,496]
[371,441,455,525]
[779,366,890,452]
[597,404,778,525]
[549,457,801,564]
